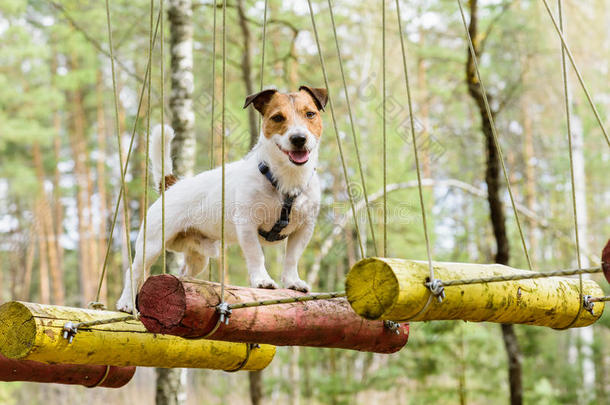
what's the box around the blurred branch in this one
[308,178,599,286]
[46,0,152,87]
[479,1,513,56]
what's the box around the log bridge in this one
[0,301,275,373]
[346,258,605,329]
[137,275,409,353]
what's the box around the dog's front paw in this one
[250,275,279,290]
[116,293,135,314]
[282,277,310,293]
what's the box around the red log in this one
[602,239,610,284]
[0,353,135,388]
[138,275,408,353]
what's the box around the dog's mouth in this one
[277,144,310,165]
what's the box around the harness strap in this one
[258,162,298,242]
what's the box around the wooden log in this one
[0,301,275,371]
[602,239,610,283]
[0,353,135,388]
[137,275,409,353]
[345,258,605,328]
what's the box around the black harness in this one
[257,162,299,242]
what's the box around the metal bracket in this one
[426,278,445,303]
[583,295,595,316]
[62,321,78,343]
[216,302,232,325]
[383,320,401,335]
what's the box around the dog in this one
[116,86,327,313]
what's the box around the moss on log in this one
[346,258,604,328]
[0,301,275,371]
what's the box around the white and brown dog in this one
[116,86,327,313]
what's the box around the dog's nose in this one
[290,134,307,148]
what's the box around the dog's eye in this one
[305,111,316,119]
[271,114,285,123]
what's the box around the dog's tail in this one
[150,124,175,192]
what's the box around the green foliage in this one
[0,0,609,403]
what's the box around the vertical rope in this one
[541,0,610,150]
[558,0,584,329]
[326,0,378,256]
[306,0,365,259]
[208,0,217,282]
[160,0,167,274]
[210,0,217,171]
[394,0,434,281]
[97,10,161,302]
[456,0,533,270]
[142,0,155,287]
[382,0,387,257]
[220,0,227,301]
[104,0,136,313]
[258,0,269,133]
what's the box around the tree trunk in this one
[568,109,596,402]
[155,368,181,405]
[35,200,51,305]
[32,142,64,305]
[67,57,96,305]
[155,1,195,403]
[168,0,196,177]
[95,72,108,302]
[248,370,263,405]
[236,1,266,399]
[236,0,258,148]
[464,1,522,404]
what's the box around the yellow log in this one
[346,258,605,328]
[0,301,275,371]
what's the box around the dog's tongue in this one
[289,150,309,164]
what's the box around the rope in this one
[218,266,601,310]
[225,343,255,373]
[258,0,268,133]
[439,266,601,287]
[589,296,610,303]
[220,0,227,302]
[541,0,610,150]
[62,315,137,343]
[557,0,583,331]
[208,0,218,282]
[326,0,378,256]
[210,0,217,172]
[104,0,136,314]
[142,0,155,295]
[382,0,387,257]
[306,0,365,259]
[96,9,161,303]
[87,365,111,388]
[160,0,167,274]
[228,291,346,310]
[456,0,533,271]
[395,0,437,297]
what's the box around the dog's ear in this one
[299,85,328,111]
[243,89,278,115]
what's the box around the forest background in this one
[0,0,609,404]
